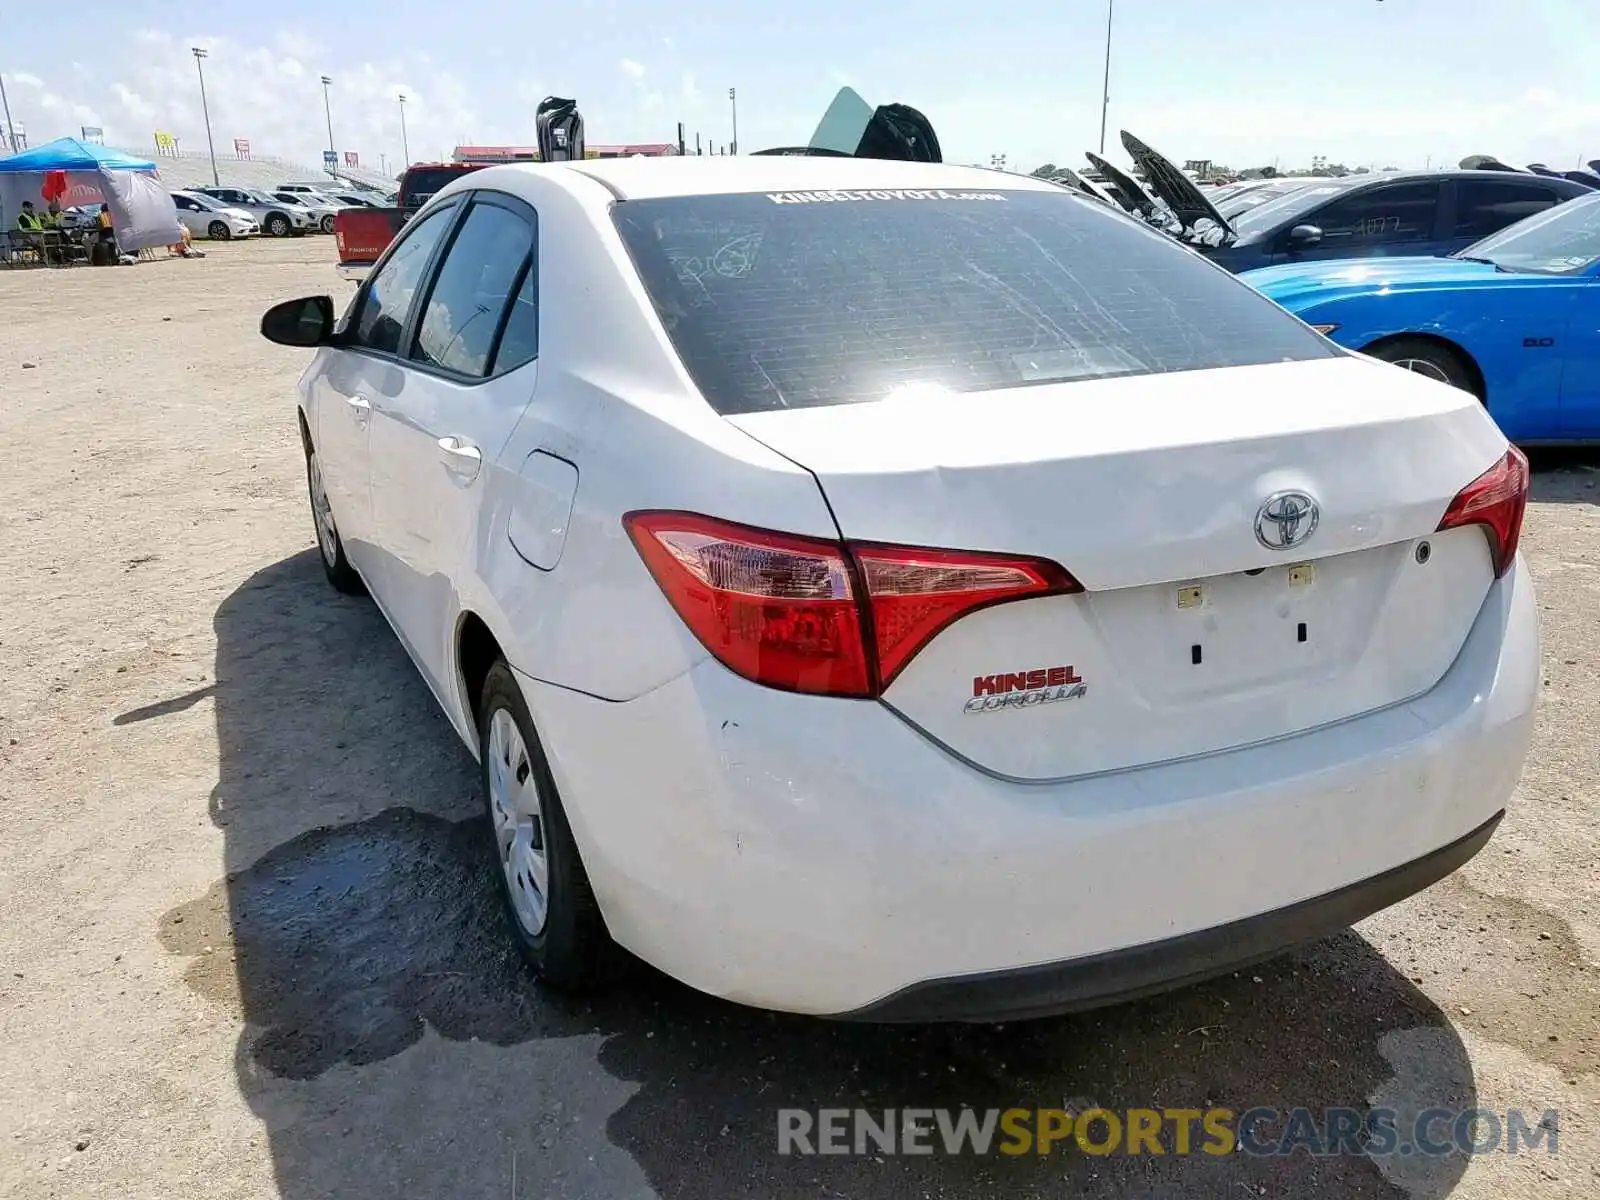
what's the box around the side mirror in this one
[260,295,336,347]
[1286,224,1324,249]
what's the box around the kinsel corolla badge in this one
[1255,490,1320,552]
[965,666,1088,714]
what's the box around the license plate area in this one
[1083,552,1390,705]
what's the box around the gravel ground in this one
[0,237,1596,1199]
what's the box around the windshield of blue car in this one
[1457,193,1600,275]
[612,189,1337,414]
[1227,180,1360,238]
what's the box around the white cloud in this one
[11,71,45,88]
[620,58,646,81]
[680,73,701,106]
[5,30,506,172]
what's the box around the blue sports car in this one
[1243,193,1600,445]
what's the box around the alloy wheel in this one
[1391,357,1453,385]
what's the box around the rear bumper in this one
[520,557,1538,1017]
[842,810,1502,1022]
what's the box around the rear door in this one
[1278,180,1443,262]
[366,190,541,694]
[1441,177,1568,258]
[614,185,1511,781]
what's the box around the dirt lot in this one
[0,236,1596,1199]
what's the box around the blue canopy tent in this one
[0,136,179,253]
[0,137,157,173]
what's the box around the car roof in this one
[516,156,1061,201]
[1304,169,1584,191]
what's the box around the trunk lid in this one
[727,356,1508,781]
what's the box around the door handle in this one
[345,394,371,412]
[437,436,483,481]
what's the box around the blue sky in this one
[3,0,1599,176]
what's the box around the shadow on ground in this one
[1527,449,1600,506]
[149,549,1482,1199]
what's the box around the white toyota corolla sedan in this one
[260,156,1538,1021]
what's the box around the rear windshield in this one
[402,168,477,206]
[612,189,1338,414]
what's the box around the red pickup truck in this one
[333,161,489,280]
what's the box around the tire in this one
[1364,337,1478,396]
[207,220,230,241]
[320,214,336,234]
[304,445,363,594]
[265,213,290,238]
[478,659,615,990]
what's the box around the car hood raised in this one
[1243,256,1519,308]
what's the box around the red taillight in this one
[624,512,873,697]
[1435,446,1529,578]
[852,543,1080,688]
[624,512,1081,698]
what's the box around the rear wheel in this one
[207,220,230,241]
[1364,338,1478,396]
[478,659,614,990]
[265,213,290,238]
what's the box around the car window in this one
[1229,182,1353,238]
[1459,192,1600,274]
[402,167,473,207]
[350,203,457,355]
[411,199,536,377]
[1454,180,1563,240]
[1300,182,1441,247]
[612,189,1337,415]
[492,265,539,374]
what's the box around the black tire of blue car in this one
[304,446,364,595]
[478,658,619,991]
[1365,338,1479,397]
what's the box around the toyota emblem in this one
[1255,490,1320,551]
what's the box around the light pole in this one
[397,93,410,167]
[320,75,336,170]
[1098,0,1114,155]
[191,47,219,186]
[728,87,737,155]
[0,70,17,154]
